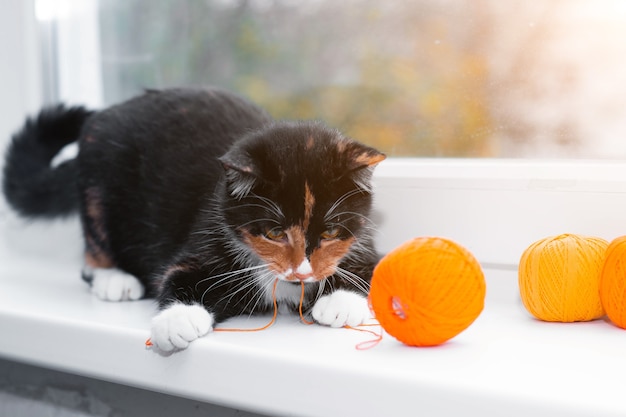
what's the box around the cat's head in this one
[219,121,385,283]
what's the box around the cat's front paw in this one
[91,268,145,301]
[150,303,214,352]
[312,290,371,328]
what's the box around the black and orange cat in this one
[3,88,385,352]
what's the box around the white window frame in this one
[37,0,103,108]
[0,1,43,148]
[373,159,626,268]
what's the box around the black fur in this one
[3,105,93,217]
[3,87,384,327]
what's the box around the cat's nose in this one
[294,259,313,281]
[294,272,313,281]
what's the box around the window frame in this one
[373,158,626,267]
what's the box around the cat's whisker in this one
[237,218,282,229]
[220,194,285,224]
[217,270,271,306]
[226,245,258,267]
[316,279,326,301]
[197,265,270,304]
[239,272,276,318]
[200,273,250,305]
[344,240,375,257]
[221,203,280,216]
[324,188,367,220]
[325,210,378,229]
[334,223,358,240]
[301,279,326,317]
[335,267,371,294]
[217,277,272,316]
[199,272,247,298]
[249,193,285,221]
[195,263,269,288]
[323,277,336,296]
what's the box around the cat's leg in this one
[85,266,145,301]
[311,262,376,328]
[149,265,217,352]
[311,290,371,327]
[82,242,145,302]
[150,302,214,352]
[80,186,145,302]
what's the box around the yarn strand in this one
[299,281,315,325]
[146,279,309,347]
[346,323,383,350]
[145,279,379,349]
[214,279,280,332]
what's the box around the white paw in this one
[150,303,214,352]
[91,268,145,301]
[312,290,371,328]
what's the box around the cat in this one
[2,87,386,352]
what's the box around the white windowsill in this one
[2,159,626,416]
[1,249,626,417]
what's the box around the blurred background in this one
[32,0,626,159]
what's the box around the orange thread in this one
[345,323,384,350]
[145,279,380,349]
[215,279,280,332]
[146,279,312,346]
[369,237,485,347]
[519,234,607,322]
[299,281,315,325]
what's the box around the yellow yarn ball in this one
[518,234,607,322]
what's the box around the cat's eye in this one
[265,227,287,241]
[321,228,340,240]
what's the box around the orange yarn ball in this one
[369,237,486,347]
[600,236,626,329]
[519,234,607,322]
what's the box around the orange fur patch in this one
[85,187,107,242]
[305,135,315,150]
[158,262,194,292]
[243,227,355,282]
[303,183,315,230]
[163,263,193,280]
[354,152,386,167]
[83,187,114,268]
[243,227,306,280]
[85,235,114,268]
[335,139,347,154]
[310,237,356,278]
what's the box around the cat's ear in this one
[341,140,386,172]
[339,140,386,191]
[219,151,259,199]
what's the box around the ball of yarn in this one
[369,237,486,347]
[518,234,607,322]
[600,236,626,329]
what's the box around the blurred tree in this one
[97,0,563,157]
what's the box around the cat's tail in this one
[2,104,94,218]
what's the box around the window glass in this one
[54,1,626,158]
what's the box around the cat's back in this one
[82,87,272,155]
[77,87,273,208]
[75,88,273,276]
